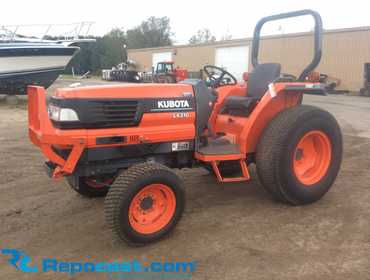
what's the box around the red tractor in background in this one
[152,61,188,83]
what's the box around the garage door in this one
[152,52,172,68]
[215,46,249,81]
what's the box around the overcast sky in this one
[1,0,368,44]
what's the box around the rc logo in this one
[1,249,38,272]
[0,248,196,277]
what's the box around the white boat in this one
[0,22,94,94]
[0,43,79,94]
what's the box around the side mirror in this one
[242,72,249,82]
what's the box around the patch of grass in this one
[58,74,101,80]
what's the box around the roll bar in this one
[251,9,323,81]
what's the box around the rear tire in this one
[104,163,185,246]
[256,105,342,205]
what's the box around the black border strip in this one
[0,67,65,77]
[0,46,78,57]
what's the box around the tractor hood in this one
[54,83,195,99]
[48,83,196,130]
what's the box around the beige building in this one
[128,26,370,92]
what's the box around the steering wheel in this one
[203,65,237,88]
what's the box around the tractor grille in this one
[50,98,141,129]
[90,100,139,128]
[49,96,195,130]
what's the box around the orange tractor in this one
[152,61,188,83]
[28,10,342,245]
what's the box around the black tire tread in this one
[256,105,341,205]
[104,162,184,246]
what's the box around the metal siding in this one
[258,30,370,90]
[128,50,153,72]
[215,46,249,81]
[128,28,370,91]
[175,45,215,71]
[128,45,215,73]
[152,52,172,67]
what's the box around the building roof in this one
[127,25,370,52]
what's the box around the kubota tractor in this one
[28,10,342,246]
[152,61,188,83]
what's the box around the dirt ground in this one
[1,79,370,280]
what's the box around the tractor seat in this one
[220,96,259,117]
[221,63,281,117]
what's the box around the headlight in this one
[48,104,60,121]
[48,104,79,122]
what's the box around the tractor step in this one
[198,137,240,155]
[195,137,250,182]
[195,137,245,161]
[211,159,250,182]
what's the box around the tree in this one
[66,28,127,75]
[64,17,174,75]
[65,36,103,75]
[100,28,127,68]
[189,28,216,44]
[126,17,173,49]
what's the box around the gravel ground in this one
[0,79,369,280]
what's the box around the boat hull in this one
[0,68,65,95]
[0,44,79,95]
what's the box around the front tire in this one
[104,163,185,246]
[256,105,342,205]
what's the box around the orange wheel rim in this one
[293,130,332,186]
[129,184,176,234]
